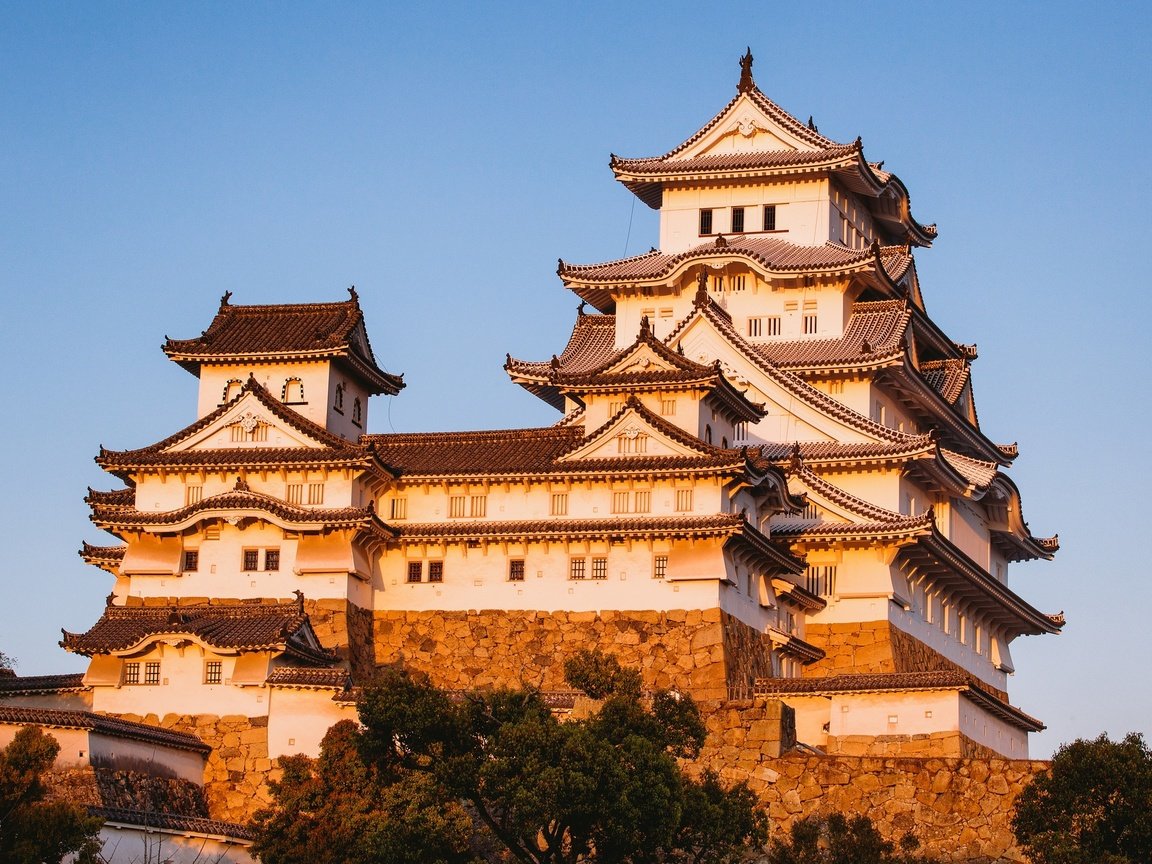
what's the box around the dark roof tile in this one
[0,706,210,752]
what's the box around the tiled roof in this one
[0,673,87,695]
[162,290,403,395]
[939,449,998,489]
[0,706,210,753]
[85,488,134,507]
[79,542,127,564]
[90,483,391,537]
[920,359,970,405]
[755,671,1044,732]
[266,667,351,689]
[559,237,883,285]
[752,299,911,368]
[759,437,936,464]
[99,446,374,472]
[97,377,382,476]
[611,145,861,177]
[506,313,619,406]
[61,601,336,665]
[92,807,255,841]
[395,513,747,542]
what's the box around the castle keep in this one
[1,52,1061,858]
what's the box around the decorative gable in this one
[559,399,718,463]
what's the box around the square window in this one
[509,560,525,581]
[242,550,259,572]
[407,561,423,583]
[185,485,202,506]
[123,662,140,685]
[428,561,443,583]
[205,661,222,685]
[264,549,280,571]
[144,662,160,685]
[569,558,586,580]
[390,498,408,520]
[764,205,777,231]
[731,206,744,233]
[470,495,487,518]
[449,496,467,518]
[653,555,668,579]
[182,550,199,572]
[591,558,608,580]
[699,208,713,235]
[550,493,568,516]
[611,491,630,514]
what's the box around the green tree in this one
[766,813,936,864]
[0,726,103,864]
[1011,732,1152,864]
[251,719,479,864]
[356,650,766,864]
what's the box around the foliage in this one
[0,726,103,864]
[355,650,767,863]
[0,649,14,670]
[1011,732,1152,864]
[251,719,479,864]
[765,813,937,864]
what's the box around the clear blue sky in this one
[1,2,1148,758]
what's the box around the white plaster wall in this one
[0,725,89,767]
[87,733,205,782]
[196,361,333,428]
[266,687,356,758]
[88,825,255,864]
[659,180,831,254]
[829,690,960,740]
[959,697,1030,758]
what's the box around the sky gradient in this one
[1,2,1148,758]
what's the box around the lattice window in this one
[470,495,487,518]
[428,561,443,583]
[264,549,279,571]
[186,486,202,506]
[509,560,525,582]
[123,663,140,685]
[591,558,608,580]
[144,662,160,685]
[653,555,668,579]
[286,484,303,505]
[611,491,630,514]
[763,205,777,231]
[242,550,259,572]
[182,550,199,572]
[449,496,467,518]
[633,490,651,513]
[570,558,586,580]
[308,483,324,505]
[407,561,423,583]
[805,565,837,598]
[390,498,407,520]
[676,489,693,512]
[204,661,222,685]
[765,316,781,336]
[748,317,762,338]
[551,493,568,516]
[699,208,713,235]
[731,206,745,233]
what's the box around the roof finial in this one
[220,290,232,309]
[694,269,710,307]
[577,300,586,317]
[348,285,359,302]
[639,315,651,337]
[738,47,755,94]
[807,116,819,133]
[293,589,305,611]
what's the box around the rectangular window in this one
[803,314,818,335]
[699,208,713,235]
[242,549,259,572]
[712,275,723,292]
[611,491,630,514]
[470,495,487,518]
[550,493,568,516]
[204,661,222,685]
[764,205,776,231]
[633,490,651,513]
[264,549,280,571]
[308,483,324,505]
[509,560,525,581]
[144,662,161,685]
[428,561,443,583]
[182,550,199,572]
[390,498,408,520]
[765,316,782,336]
[660,398,676,416]
[230,424,246,443]
[616,433,648,455]
[449,496,467,518]
[123,662,140,685]
[805,565,837,598]
[731,206,744,233]
[570,558,586,580]
[407,561,423,583]
[730,274,746,292]
[653,555,668,579]
[747,317,762,338]
[591,557,608,580]
[286,484,303,505]
[185,486,202,506]
[675,489,693,512]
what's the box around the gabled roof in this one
[608,51,935,246]
[96,377,394,480]
[506,312,618,409]
[61,599,337,665]
[162,289,404,395]
[89,477,393,538]
[752,299,912,370]
[79,542,126,574]
[90,808,255,843]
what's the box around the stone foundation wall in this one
[693,698,1043,862]
[827,733,1001,759]
[43,766,208,816]
[372,608,771,699]
[806,621,1008,701]
[116,713,277,823]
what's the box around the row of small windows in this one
[333,384,363,425]
[405,554,671,584]
[182,547,280,573]
[122,660,223,686]
[700,205,777,236]
[386,489,694,520]
[747,300,818,339]
[222,379,362,424]
[187,483,324,506]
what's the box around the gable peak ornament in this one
[737,47,755,94]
